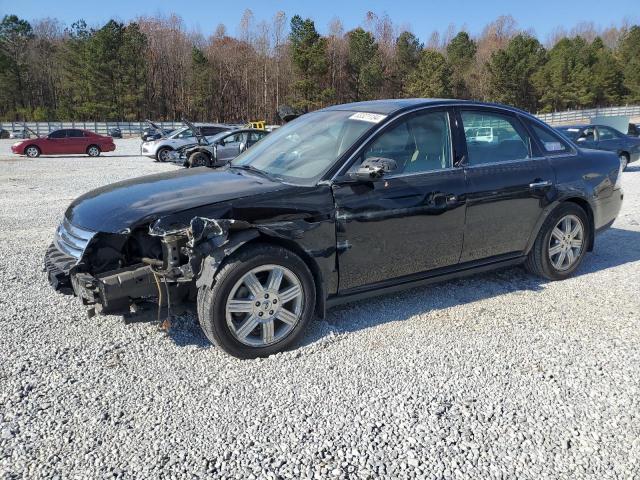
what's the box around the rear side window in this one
[461,111,530,165]
[529,123,571,153]
[68,129,84,138]
[597,126,622,140]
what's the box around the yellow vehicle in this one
[248,120,266,130]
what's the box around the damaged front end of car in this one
[44,214,318,318]
[44,215,246,316]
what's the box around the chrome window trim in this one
[327,102,577,184]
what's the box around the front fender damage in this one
[72,214,322,317]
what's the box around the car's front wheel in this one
[198,244,316,359]
[156,147,172,162]
[188,151,210,168]
[525,203,589,280]
[25,145,40,158]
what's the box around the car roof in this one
[320,98,535,117]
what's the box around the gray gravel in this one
[1,138,639,479]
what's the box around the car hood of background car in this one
[65,167,287,233]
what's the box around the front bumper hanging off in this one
[44,237,161,315]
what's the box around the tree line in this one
[1,12,639,123]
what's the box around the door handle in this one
[529,180,551,189]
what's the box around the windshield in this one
[168,127,194,139]
[230,110,379,184]
[557,128,581,141]
[206,131,235,143]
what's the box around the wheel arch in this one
[562,197,595,252]
[24,144,41,155]
[232,235,327,319]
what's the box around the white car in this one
[141,124,232,161]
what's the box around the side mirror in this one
[353,157,398,181]
[239,142,246,153]
[577,137,586,142]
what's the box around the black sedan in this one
[45,99,623,358]
[556,124,640,170]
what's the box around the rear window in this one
[530,123,571,153]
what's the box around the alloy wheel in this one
[88,146,100,157]
[225,264,304,347]
[26,147,39,158]
[548,214,584,271]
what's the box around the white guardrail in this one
[0,121,184,136]
[1,105,639,134]
[535,105,640,125]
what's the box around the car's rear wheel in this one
[87,145,101,157]
[620,153,629,171]
[25,145,40,158]
[156,147,171,162]
[525,203,589,280]
[188,151,210,168]
[197,244,316,359]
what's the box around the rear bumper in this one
[594,187,623,232]
[103,143,116,152]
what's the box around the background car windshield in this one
[558,128,581,141]
[168,127,193,139]
[231,110,376,183]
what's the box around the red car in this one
[11,129,116,158]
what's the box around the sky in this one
[1,0,638,41]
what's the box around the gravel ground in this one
[0,138,639,479]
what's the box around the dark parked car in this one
[141,126,174,142]
[108,127,122,138]
[0,128,10,139]
[628,123,640,137]
[12,129,115,157]
[556,124,640,170]
[171,128,269,167]
[45,99,623,358]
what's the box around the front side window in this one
[49,130,67,139]
[461,111,530,165]
[529,123,571,153]
[358,110,452,174]
[231,110,376,184]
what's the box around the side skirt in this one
[326,254,526,309]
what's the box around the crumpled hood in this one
[65,167,284,233]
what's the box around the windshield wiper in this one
[230,164,279,180]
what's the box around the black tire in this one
[87,145,101,157]
[24,145,40,158]
[156,147,172,162]
[197,244,316,359]
[188,151,210,168]
[620,153,629,171]
[525,203,590,280]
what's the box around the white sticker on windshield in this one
[349,112,387,123]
